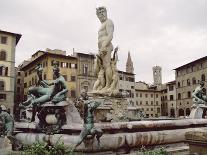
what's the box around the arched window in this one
[187,91,191,98]
[170,108,175,117]
[192,77,196,85]
[179,109,184,116]
[0,51,6,60]
[201,74,205,82]
[186,108,190,116]
[177,82,181,88]
[178,93,181,100]
[187,79,191,86]
[0,80,4,90]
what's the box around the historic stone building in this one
[72,52,96,97]
[174,56,207,117]
[118,71,136,104]
[0,30,21,113]
[118,51,136,105]
[161,81,176,117]
[21,49,78,101]
[135,81,162,117]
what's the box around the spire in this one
[126,51,134,73]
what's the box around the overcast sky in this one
[1,0,207,84]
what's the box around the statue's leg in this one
[101,51,112,91]
[32,95,50,106]
[91,127,103,147]
[75,128,88,148]
[30,105,37,122]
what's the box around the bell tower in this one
[126,51,134,73]
[153,66,162,85]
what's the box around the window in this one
[1,36,7,44]
[151,94,153,98]
[0,81,4,90]
[136,101,138,105]
[61,62,67,68]
[24,82,27,88]
[83,64,88,75]
[0,66,3,76]
[187,91,191,98]
[0,66,8,76]
[151,108,153,111]
[187,79,191,86]
[140,93,142,97]
[146,101,148,105]
[71,90,76,97]
[136,93,138,97]
[145,94,148,98]
[18,71,21,76]
[157,107,160,113]
[169,85,174,91]
[170,95,174,101]
[0,94,6,100]
[119,76,123,80]
[178,93,181,100]
[201,74,205,82]
[0,51,6,60]
[140,101,142,105]
[156,101,158,105]
[177,82,181,88]
[151,101,153,105]
[71,64,77,69]
[131,86,134,89]
[156,94,158,98]
[192,77,196,85]
[71,76,76,82]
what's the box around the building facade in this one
[118,71,136,105]
[0,30,21,113]
[161,81,176,117]
[21,49,78,101]
[135,81,162,117]
[72,52,96,97]
[174,56,207,117]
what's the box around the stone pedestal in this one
[90,96,128,122]
[189,104,207,119]
[185,129,207,154]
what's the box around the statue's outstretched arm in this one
[92,101,101,110]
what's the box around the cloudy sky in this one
[1,0,207,84]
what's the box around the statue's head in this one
[96,6,107,23]
[53,62,60,77]
[200,81,205,87]
[81,89,88,100]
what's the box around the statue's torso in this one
[52,76,65,95]
[98,19,113,50]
